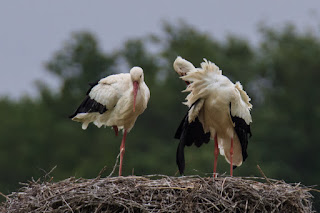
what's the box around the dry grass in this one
[0,173,314,213]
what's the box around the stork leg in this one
[119,129,127,176]
[113,126,118,136]
[213,134,219,178]
[230,137,234,177]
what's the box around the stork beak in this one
[181,73,190,85]
[133,81,139,112]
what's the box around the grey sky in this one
[0,1,319,99]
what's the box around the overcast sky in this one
[1,1,319,99]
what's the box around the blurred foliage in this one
[0,22,319,209]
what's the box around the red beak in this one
[181,73,190,85]
[133,81,139,112]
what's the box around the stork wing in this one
[230,82,252,125]
[229,82,253,163]
[90,74,129,107]
[230,112,251,163]
[175,100,210,175]
[69,73,129,118]
[69,81,107,118]
[180,59,223,107]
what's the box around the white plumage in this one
[174,56,252,177]
[70,67,150,176]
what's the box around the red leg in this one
[119,129,127,176]
[230,137,234,177]
[113,126,118,136]
[213,134,219,178]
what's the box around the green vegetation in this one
[0,22,319,209]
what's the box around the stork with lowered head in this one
[70,67,150,176]
[174,57,252,177]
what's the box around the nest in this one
[0,174,314,213]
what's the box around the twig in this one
[96,165,108,179]
[257,165,272,185]
[108,152,121,178]
[0,191,9,200]
[220,177,228,196]
[61,195,74,213]
[245,199,248,212]
[201,196,220,211]
[148,186,194,190]
[310,188,320,193]
[46,165,57,179]
[37,165,57,180]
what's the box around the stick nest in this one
[0,175,314,213]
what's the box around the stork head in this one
[130,67,144,112]
[173,56,195,76]
[173,56,195,85]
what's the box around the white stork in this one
[69,67,150,176]
[174,56,252,177]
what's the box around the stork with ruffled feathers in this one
[70,67,150,176]
[174,57,252,177]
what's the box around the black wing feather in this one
[69,81,107,118]
[230,103,252,163]
[175,101,210,175]
[86,81,99,95]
